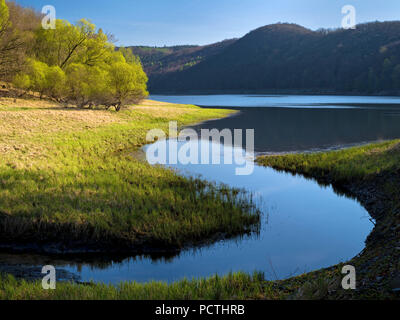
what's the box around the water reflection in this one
[152,95,400,152]
[189,107,400,153]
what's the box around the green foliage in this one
[18,58,48,96]
[106,60,148,110]
[0,1,42,80]
[0,0,9,31]
[12,73,30,90]
[119,46,141,65]
[45,65,67,98]
[34,19,99,69]
[13,17,148,110]
[13,58,66,99]
[65,63,106,107]
[129,40,235,77]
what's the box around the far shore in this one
[149,89,400,97]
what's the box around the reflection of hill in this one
[190,106,400,153]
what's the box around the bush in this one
[105,60,148,111]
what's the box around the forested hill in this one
[127,39,236,77]
[135,22,400,94]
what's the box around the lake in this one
[151,94,400,152]
[2,94,394,284]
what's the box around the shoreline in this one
[257,143,400,299]
[149,90,400,97]
[0,98,259,256]
[190,104,399,296]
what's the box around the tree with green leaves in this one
[34,19,113,70]
[45,65,67,99]
[12,15,148,109]
[104,53,148,111]
[65,63,107,108]
[119,46,141,65]
[15,58,47,97]
[13,57,68,100]
[0,0,18,79]
[0,0,41,80]
[0,0,9,32]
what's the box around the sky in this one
[18,0,400,46]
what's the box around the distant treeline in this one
[128,40,236,77]
[0,0,147,110]
[132,22,400,95]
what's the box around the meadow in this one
[0,98,260,252]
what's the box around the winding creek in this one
[3,94,400,284]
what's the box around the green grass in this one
[0,98,260,251]
[257,140,400,300]
[0,272,273,300]
[2,263,369,300]
[256,139,400,184]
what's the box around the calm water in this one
[1,95,388,284]
[151,94,400,152]
[0,138,373,284]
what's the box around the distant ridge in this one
[130,22,400,95]
[128,39,236,77]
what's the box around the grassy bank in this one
[0,272,270,300]
[0,262,364,300]
[257,141,400,299]
[0,98,259,252]
[257,139,400,185]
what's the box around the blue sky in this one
[19,0,400,46]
